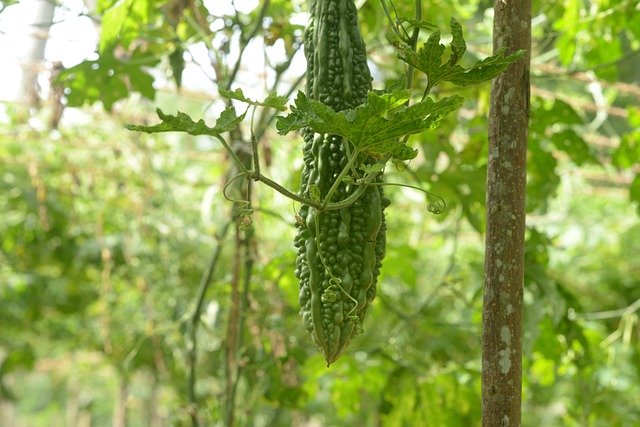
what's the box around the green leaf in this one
[0,344,35,374]
[99,0,152,52]
[630,174,640,214]
[126,107,245,136]
[56,52,156,110]
[527,139,560,213]
[383,75,408,92]
[628,107,640,128]
[550,129,597,166]
[0,0,19,13]
[169,45,185,88]
[448,18,466,67]
[612,133,640,169]
[391,21,525,89]
[219,87,288,111]
[277,90,463,160]
[554,0,580,66]
[445,49,526,86]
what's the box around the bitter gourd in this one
[294,0,388,365]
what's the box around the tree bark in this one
[482,1,531,426]
[112,374,128,427]
[18,0,55,108]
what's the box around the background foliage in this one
[1,0,639,425]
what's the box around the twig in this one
[580,297,640,321]
[226,0,271,89]
[187,221,232,427]
[226,183,255,427]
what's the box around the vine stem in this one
[321,146,361,210]
[406,0,422,91]
[214,134,250,175]
[379,0,402,39]
[226,0,271,88]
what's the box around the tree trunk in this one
[18,0,55,108]
[482,1,531,426]
[112,374,128,427]
[0,397,16,427]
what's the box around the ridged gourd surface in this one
[294,0,388,365]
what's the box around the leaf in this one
[219,87,288,111]
[445,49,526,86]
[126,107,245,136]
[169,45,185,88]
[527,138,560,213]
[277,91,463,160]
[0,344,35,374]
[550,129,598,166]
[99,0,152,52]
[383,75,407,92]
[56,51,156,110]
[612,133,640,169]
[391,21,525,89]
[554,0,580,65]
[631,174,640,214]
[448,18,466,67]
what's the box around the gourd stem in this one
[214,133,320,208]
[321,146,361,210]
[254,174,319,208]
[343,141,360,176]
[352,180,446,212]
[379,0,402,39]
[249,108,261,176]
[324,169,380,211]
[213,134,250,175]
[406,0,422,90]
[324,184,368,210]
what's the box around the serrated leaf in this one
[392,20,525,90]
[277,91,463,160]
[99,0,152,52]
[422,30,447,84]
[384,75,407,92]
[56,52,156,110]
[219,87,288,111]
[126,107,245,136]
[445,49,526,86]
[448,18,466,66]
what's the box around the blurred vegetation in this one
[1,0,639,426]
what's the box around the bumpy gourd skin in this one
[294,0,388,365]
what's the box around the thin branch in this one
[187,221,232,427]
[226,0,271,90]
[580,297,640,321]
[226,182,255,427]
[379,0,402,39]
